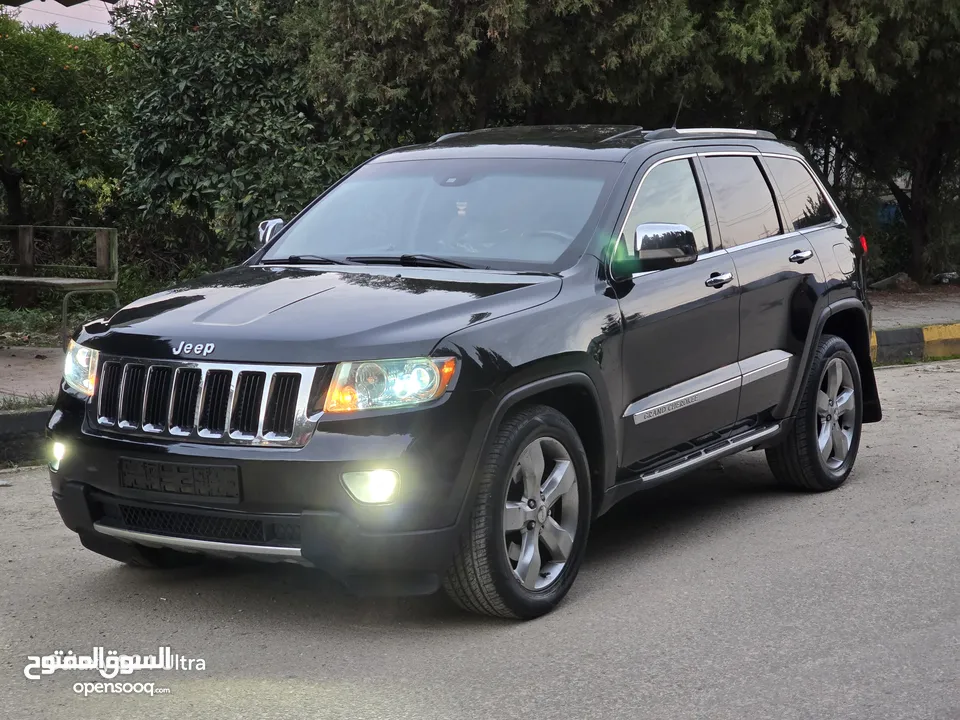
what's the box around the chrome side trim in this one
[740,350,791,385]
[724,230,801,253]
[624,363,741,422]
[631,248,727,278]
[624,351,794,422]
[93,523,307,563]
[640,424,781,484]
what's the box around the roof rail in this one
[435,131,469,143]
[644,127,777,141]
[600,126,645,142]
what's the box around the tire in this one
[443,404,592,619]
[766,334,864,491]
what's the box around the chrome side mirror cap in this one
[634,223,699,271]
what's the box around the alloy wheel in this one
[502,437,579,591]
[816,357,858,470]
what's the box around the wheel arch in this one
[782,299,882,423]
[480,373,616,521]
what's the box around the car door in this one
[615,154,742,471]
[699,151,827,422]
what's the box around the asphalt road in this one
[2,361,959,720]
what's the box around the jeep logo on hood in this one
[172,341,216,357]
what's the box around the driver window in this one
[622,159,710,252]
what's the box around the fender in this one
[453,371,618,526]
[780,298,882,422]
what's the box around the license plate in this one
[119,458,241,500]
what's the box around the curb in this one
[0,407,51,465]
[870,322,960,364]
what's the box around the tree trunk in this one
[0,165,25,226]
[0,164,36,307]
[903,123,949,282]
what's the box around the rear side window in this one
[765,156,836,229]
[701,156,782,246]
[623,159,710,252]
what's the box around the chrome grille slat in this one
[142,366,173,432]
[256,371,276,438]
[118,364,146,429]
[92,357,319,448]
[198,370,231,437]
[97,362,123,425]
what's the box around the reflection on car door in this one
[615,156,741,472]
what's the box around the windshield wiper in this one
[345,254,480,269]
[261,254,348,266]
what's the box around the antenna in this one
[672,94,685,129]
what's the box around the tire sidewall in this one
[805,337,864,486]
[484,409,592,618]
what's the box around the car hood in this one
[78,265,562,363]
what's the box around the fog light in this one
[50,441,66,472]
[341,469,400,504]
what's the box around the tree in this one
[113,0,353,255]
[286,0,701,143]
[0,12,124,227]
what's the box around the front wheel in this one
[443,405,591,619]
[766,334,864,491]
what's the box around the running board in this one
[639,423,782,486]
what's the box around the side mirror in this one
[258,218,284,246]
[634,223,698,271]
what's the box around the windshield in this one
[260,158,620,272]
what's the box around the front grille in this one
[101,503,301,547]
[93,357,319,447]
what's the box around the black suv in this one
[49,125,882,619]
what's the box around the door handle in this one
[789,249,814,263]
[704,272,734,289]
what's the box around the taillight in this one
[859,234,868,254]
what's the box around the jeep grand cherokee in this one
[48,125,882,619]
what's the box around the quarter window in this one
[765,156,836,229]
[622,159,710,252]
[701,156,782,246]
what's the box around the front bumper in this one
[47,383,496,595]
[53,482,459,594]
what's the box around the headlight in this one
[63,340,100,397]
[324,357,457,413]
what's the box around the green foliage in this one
[0,13,125,226]
[2,0,960,292]
[113,0,355,255]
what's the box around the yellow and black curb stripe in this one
[870,322,960,364]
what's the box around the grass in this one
[0,307,84,347]
[0,392,59,411]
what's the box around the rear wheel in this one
[766,334,863,491]
[443,405,591,619]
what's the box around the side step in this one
[639,423,781,487]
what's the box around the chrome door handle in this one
[789,249,814,263]
[704,272,734,288]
